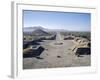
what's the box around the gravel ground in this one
[23,32,91,69]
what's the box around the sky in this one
[23,10,91,31]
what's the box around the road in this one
[56,32,62,41]
[23,32,91,69]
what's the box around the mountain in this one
[23,26,68,32]
[23,26,51,36]
[32,28,50,36]
[23,26,45,32]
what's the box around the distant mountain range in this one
[23,26,52,36]
[23,26,68,32]
[32,28,50,36]
[23,26,44,32]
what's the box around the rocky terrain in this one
[23,27,91,69]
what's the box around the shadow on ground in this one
[23,46,44,58]
[75,48,91,57]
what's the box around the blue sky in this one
[23,10,91,31]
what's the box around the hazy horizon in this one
[23,10,91,31]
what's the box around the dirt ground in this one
[23,32,91,69]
